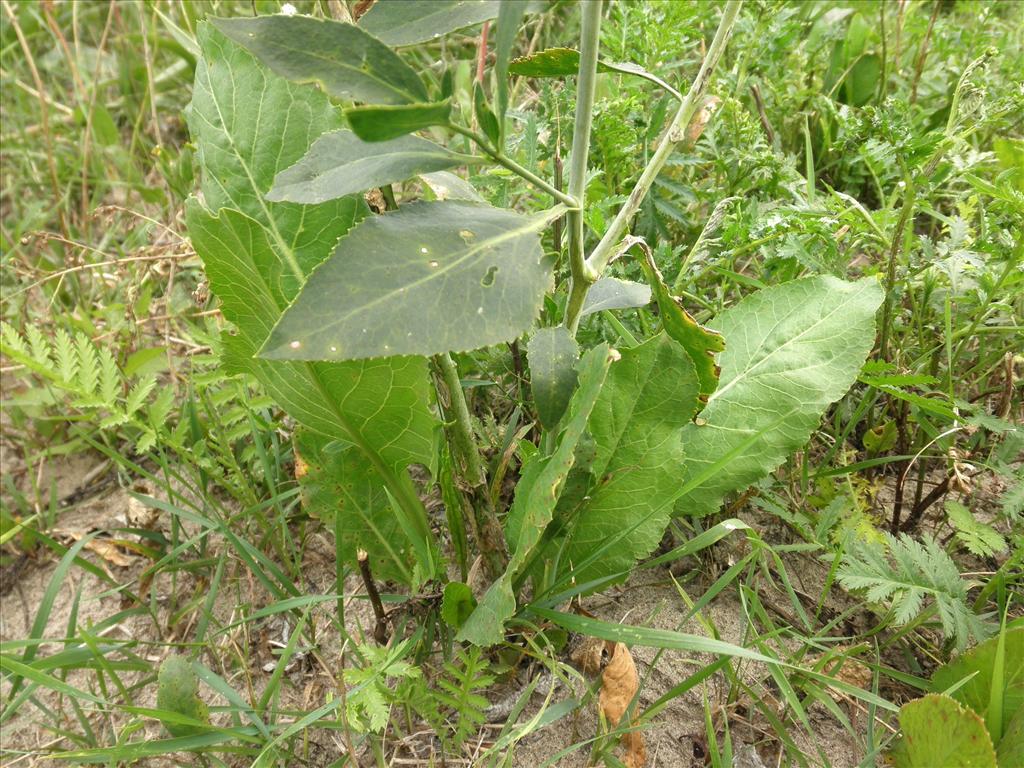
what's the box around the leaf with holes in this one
[186,23,439,576]
[674,276,882,518]
[211,15,427,105]
[261,201,559,361]
[269,130,474,204]
[359,0,501,47]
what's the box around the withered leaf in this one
[599,642,646,768]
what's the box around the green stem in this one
[563,0,603,335]
[585,0,742,279]
[448,123,579,208]
[435,352,508,579]
[877,170,916,363]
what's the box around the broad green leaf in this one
[268,130,474,204]
[639,249,724,402]
[156,657,210,738]
[346,101,453,142]
[420,170,486,202]
[360,0,500,47]
[295,429,415,585]
[674,276,883,518]
[458,346,613,646]
[188,22,364,284]
[556,334,701,586]
[527,327,580,430]
[845,53,881,106]
[210,16,427,105]
[509,47,583,77]
[892,694,996,768]
[932,628,1024,740]
[261,201,558,361]
[580,277,651,317]
[998,707,1024,768]
[187,205,436,477]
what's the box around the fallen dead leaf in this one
[599,641,645,768]
[54,530,138,568]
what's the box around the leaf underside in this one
[580,276,652,317]
[360,0,501,47]
[269,130,472,204]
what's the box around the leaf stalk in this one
[448,123,579,209]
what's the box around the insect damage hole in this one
[481,265,498,287]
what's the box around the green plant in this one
[4,0,1020,764]
[837,531,992,650]
[156,655,211,738]
[184,0,888,651]
[890,625,1024,767]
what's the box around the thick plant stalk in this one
[563,0,742,334]
[563,0,603,334]
[436,352,509,580]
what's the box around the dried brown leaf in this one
[600,641,645,768]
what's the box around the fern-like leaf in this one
[945,500,1006,557]
[431,647,495,749]
[74,333,102,403]
[54,328,77,384]
[838,533,991,650]
[98,348,121,405]
[126,376,158,416]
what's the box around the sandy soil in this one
[0,449,888,767]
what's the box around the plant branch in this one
[435,352,508,580]
[357,550,389,645]
[448,123,579,208]
[584,0,742,279]
[563,0,603,335]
